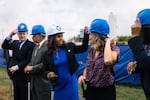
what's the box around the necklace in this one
[55,51,59,59]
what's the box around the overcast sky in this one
[0,0,150,40]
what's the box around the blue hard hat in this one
[31,25,46,36]
[17,23,28,32]
[137,8,150,25]
[89,19,109,35]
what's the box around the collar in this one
[38,39,45,48]
[19,39,27,43]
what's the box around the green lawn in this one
[115,84,145,100]
[0,67,146,100]
[0,67,10,100]
[78,84,145,100]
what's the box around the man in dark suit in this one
[2,23,35,100]
[24,25,50,100]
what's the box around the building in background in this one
[108,12,117,38]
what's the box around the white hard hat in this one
[47,24,64,36]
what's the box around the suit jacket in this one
[2,38,35,80]
[28,41,50,100]
[3,49,10,63]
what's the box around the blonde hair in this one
[92,33,105,52]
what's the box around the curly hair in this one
[47,34,65,53]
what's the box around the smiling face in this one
[89,32,105,51]
[55,33,64,47]
[89,33,97,45]
[17,32,28,41]
[32,34,40,43]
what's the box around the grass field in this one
[0,67,146,100]
[0,67,10,100]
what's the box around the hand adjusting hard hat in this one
[89,18,109,36]
[17,23,28,32]
[31,25,46,36]
[137,8,150,25]
[47,24,64,36]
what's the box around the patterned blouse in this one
[86,46,120,87]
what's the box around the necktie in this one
[18,41,22,49]
[34,45,39,56]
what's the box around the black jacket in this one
[2,39,35,80]
[128,37,150,70]
[43,34,89,79]
[128,37,150,99]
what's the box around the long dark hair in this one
[47,34,65,53]
[141,25,150,45]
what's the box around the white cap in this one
[47,24,64,36]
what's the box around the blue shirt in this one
[53,48,79,100]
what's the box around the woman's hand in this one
[78,75,86,85]
[47,72,57,79]
[127,61,137,74]
[106,37,117,45]
[84,26,89,34]
[131,19,142,37]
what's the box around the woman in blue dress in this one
[43,24,89,100]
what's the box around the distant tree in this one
[69,35,132,45]
[116,36,131,45]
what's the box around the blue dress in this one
[53,48,79,100]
